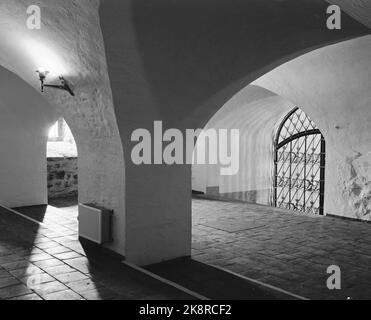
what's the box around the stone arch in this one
[100,0,370,264]
[193,35,371,222]
[0,1,126,255]
[253,35,371,219]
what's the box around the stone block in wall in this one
[47,157,78,199]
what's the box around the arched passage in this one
[100,0,370,264]
[0,0,370,299]
[192,98,328,217]
[0,1,126,256]
[47,118,79,200]
[193,35,371,222]
[190,35,371,299]
[254,35,371,219]
[1,0,368,266]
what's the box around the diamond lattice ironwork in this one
[274,107,326,215]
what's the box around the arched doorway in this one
[273,107,326,215]
[47,117,78,202]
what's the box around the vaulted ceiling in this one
[328,0,371,28]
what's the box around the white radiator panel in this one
[78,203,112,244]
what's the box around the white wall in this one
[0,0,126,256]
[192,85,294,205]
[0,0,368,265]
[0,67,55,208]
[253,35,371,220]
[193,36,371,221]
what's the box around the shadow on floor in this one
[12,205,48,223]
[145,257,297,300]
[0,205,192,300]
[12,196,79,224]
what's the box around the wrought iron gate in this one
[274,107,325,215]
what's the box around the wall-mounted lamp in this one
[36,70,75,96]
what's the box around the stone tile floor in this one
[192,198,371,300]
[0,205,193,300]
[7,196,371,300]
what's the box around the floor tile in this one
[0,284,32,299]
[43,289,84,300]
[43,264,76,276]
[54,271,89,283]
[9,293,43,300]
[0,277,21,289]
[34,281,69,297]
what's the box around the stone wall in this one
[47,157,78,199]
